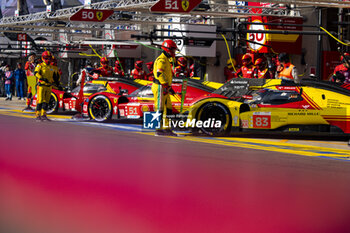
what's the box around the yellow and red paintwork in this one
[187,82,350,135]
[84,82,216,121]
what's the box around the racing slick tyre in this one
[47,93,58,114]
[88,95,112,122]
[196,102,231,136]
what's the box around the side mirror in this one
[119,89,128,95]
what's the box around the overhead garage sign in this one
[150,0,202,13]
[247,16,303,54]
[70,9,114,22]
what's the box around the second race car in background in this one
[30,77,151,114]
[82,78,219,122]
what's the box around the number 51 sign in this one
[70,9,114,22]
[150,0,202,13]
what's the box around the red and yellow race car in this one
[82,79,221,122]
[184,78,350,137]
[31,77,151,114]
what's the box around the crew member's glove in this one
[162,84,169,95]
[40,78,49,83]
[168,87,175,95]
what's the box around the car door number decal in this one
[127,106,140,116]
[253,115,271,128]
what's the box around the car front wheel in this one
[196,102,231,136]
[88,95,112,122]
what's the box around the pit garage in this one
[0,1,350,233]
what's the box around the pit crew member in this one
[253,58,272,79]
[34,51,55,121]
[152,39,178,136]
[332,53,350,84]
[114,60,125,77]
[146,61,154,81]
[235,54,255,78]
[174,57,191,78]
[97,57,113,77]
[131,60,146,80]
[276,53,299,83]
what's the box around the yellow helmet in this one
[227,58,236,68]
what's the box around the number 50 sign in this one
[247,20,266,51]
[70,9,114,22]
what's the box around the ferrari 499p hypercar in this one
[31,77,151,114]
[82,78,220,122]
[185,78,350,137]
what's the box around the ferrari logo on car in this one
[182,0,189,11]
[96,11,103,21]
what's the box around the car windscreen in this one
[82,83,107,93]
[129,86,153,97]
[245,89,303,105]
[213,78,266,98]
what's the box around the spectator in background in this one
[276,52,299,83]
[131,60,146,79]
[146,61,154,81]
[13,63,26,100]
[174,57,191,78]
[235,54,255,78]
[332,53,350,84]
[0,61,6,97]
[4,65,13,101]
[224,58,237,81]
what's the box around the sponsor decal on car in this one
[119,109,125,116]
[241,119,249,128]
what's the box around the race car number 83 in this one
[252,115,271,128]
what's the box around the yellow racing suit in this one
[151,52,173,130]
[35,62,55,117]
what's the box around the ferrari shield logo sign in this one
[96,11,103,21]
[181,0,189,11]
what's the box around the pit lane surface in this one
[1,107,350,233]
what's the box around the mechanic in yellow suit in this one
[152,39,178,136]
[34,51,55,121]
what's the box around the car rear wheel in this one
[47,93,58,114]
[88,95,112,122]
[196,102,231,136]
